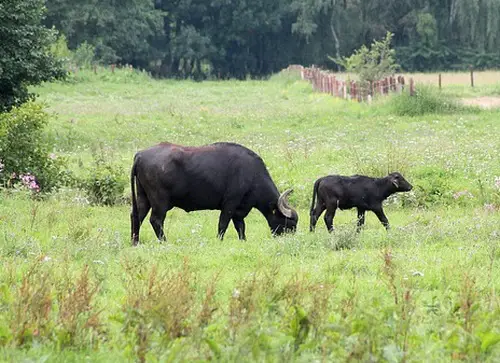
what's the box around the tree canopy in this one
[37,0,500,79]
[0,0,65,111]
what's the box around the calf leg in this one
[310,203,326,232]
[323,204,337,232]
[356,208,366,233]
[232,218,246,240]
[373,207,390,230]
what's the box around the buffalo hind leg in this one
[310,203,326,232]
[217,210,233,240]
[232,217,246,240]
[131,183,151,245]
[373,207,390,230]
[356,208,366,233]
[324,204,337,232]
[150,204,170,242]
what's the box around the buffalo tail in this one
[310,178,321,215]
[130,158,139,243]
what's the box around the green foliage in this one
[81,153,125,206]
[389,84,467,116]
[49,34,72,64]
[37,0,500,79]
[45,0,164,69]
[72,42,96,68]
[332,32,399,85]
[0,0,66,112]
[0,102,68,192]
[407,166,454,207]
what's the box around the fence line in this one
[285,65,414,102]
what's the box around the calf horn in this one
[277,189,295,219]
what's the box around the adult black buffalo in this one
[309,172,412,232]
[130,142,298,245]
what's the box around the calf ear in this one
[392,179,399,188]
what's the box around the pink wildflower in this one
[20,173,40,193]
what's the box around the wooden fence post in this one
[93,64,97,74]
[111,64,115,73]
[438,73,442,89]
[469,65,474,87]
[409,78,415,96]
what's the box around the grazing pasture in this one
[0,69,499,361]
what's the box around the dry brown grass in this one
[333,70,500,86]
[398,71,500,86]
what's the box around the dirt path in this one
[461,96,500,109]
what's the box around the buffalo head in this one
[270,189,298,235]
[388,172,413,192]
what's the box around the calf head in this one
[388,172,413,192]
[270,189,298,235]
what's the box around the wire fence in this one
[285,65,415,102]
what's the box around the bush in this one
[332,32,399,86]
[389,84,465,116]
[81,154,125,206]
[73,42,96,69]
[50,34,72,67]
[0,102,69,193]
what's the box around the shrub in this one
[49,34,72,67]
[332,32,399,86]
[81,153,125,206]
[73,42,96,69]
[0,102,69,193]
[389,84,465,116]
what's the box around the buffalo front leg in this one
[232,217,246,240]
[373,207,390,230]
[356,208,366,233]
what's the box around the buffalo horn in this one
[277,189,295,218]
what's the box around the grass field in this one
[0,69,499,362]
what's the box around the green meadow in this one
[0,69,499,362]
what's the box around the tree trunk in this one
[330,22,341,71]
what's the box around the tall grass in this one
[387,84,476,116]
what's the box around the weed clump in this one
[81,149,125,206]
[389,84,469,116]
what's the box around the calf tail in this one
[310,178,322,215]
[130,157,139,245]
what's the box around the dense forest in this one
[40,0,500,79]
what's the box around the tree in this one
[44,0,165,70]
[0,0,65,112]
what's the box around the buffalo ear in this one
[392,180,399,188]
